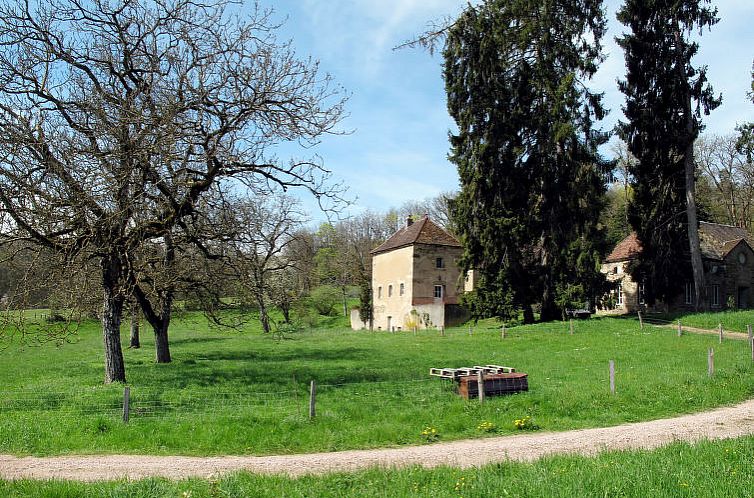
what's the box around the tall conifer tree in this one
[616,0,720,309]
[445,0,610,322]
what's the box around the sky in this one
[270,0,754,221]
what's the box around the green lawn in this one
[0,311,753,456]
[632,308,754,333]
[2,435,753,497]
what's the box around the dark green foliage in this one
[736,62,754,162]
[616,0,721,305]
[357,278,372,324]
[445,0,610,322]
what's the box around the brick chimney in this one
[406,215,414,227]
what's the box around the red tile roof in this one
[605,222,754,263]
[604,232,642,263]
[371,216,461,255]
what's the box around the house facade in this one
[601,222,754,313]
[350,215,469,330]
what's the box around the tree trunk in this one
[129,301,140,349]
[523,304,535,324]
[257,296,271,334]
[677,31,705,311]
[686,139,705,311]
[342,287,348,317]
[153,281,173,363]
[280,302,291,324]
[101,257,126,384]
[154,317,171,363]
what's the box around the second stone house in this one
[601,221,754,313]
[364,215,470,331]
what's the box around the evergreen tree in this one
[736,62,754,162]
[445,0,610,322]
[616,0,720,308]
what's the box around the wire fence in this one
[0,378,459,424]
[2,313,753,426]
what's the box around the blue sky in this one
[272,0,754,219]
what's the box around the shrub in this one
[308,285,342,316]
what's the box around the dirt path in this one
[658,322,750,340]
[3,399,754,482]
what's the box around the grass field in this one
[2,435,753,497]
[649,308,754,332]
[0,311,753,456]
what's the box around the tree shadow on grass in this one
[169,336,232,346]
[140,346,385,389]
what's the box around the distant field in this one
[0,311,752,456]
[2,436,753,497]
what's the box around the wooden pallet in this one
[429,364,516,380]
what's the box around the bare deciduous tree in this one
[0,0,345,382]
[220,193,307,334]
[695,133,754,231]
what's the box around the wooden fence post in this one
[501,325,506,340]
[569,319,574,335]
[309,380,316,419]
[468,325,472,336]
[609,360,615,394]
[440,326,445,337]
[708,348,714,377]
[748,324,752,342]
[477,370,485,404]
[413,326,417,336]
[638,311,644,330]
[122,387,130,423]
[751,338,753,363]
[718,323,723,343]
[677,320,682,337]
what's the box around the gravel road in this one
[2,398,754,482]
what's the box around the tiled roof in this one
[605,222,754,263]
[604,232,642,263]
[698,222,754,260]
[371,216,461,255]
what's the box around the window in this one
[377,286,382,299]
[436,257,445,269]
[711,284,720,307]
[613,266,618,274]
[684,282,694,305]
[434,285,443,298]
[388,285,393,297]
[399,283,405,296]
[616,282,623,306]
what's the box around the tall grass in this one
[0,313,752,456]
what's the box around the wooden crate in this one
[457,372,528,399]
